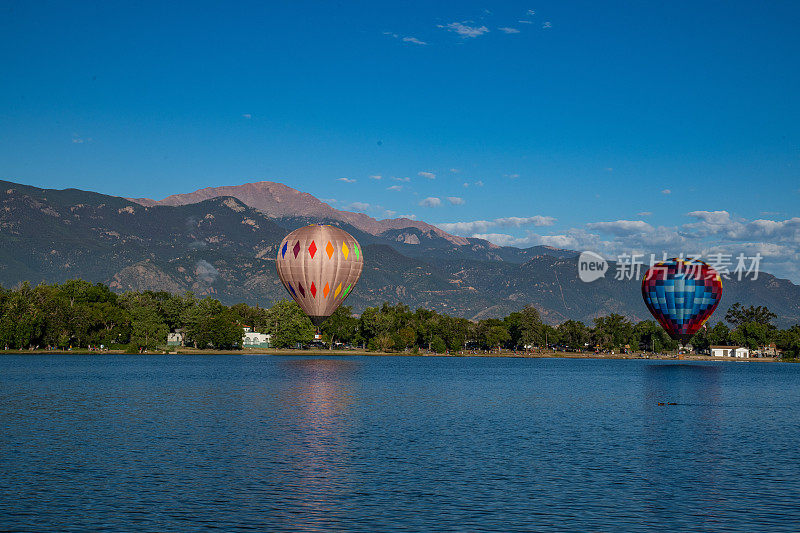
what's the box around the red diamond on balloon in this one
[310,281,317,297]
[293,241,301,258]
[308,241,317,258]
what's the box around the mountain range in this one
[1,179,798,327]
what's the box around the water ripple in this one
[1,355,799,531]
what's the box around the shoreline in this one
[0,348,780,362]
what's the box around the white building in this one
[242,326,271,349]
[710,345,750,358]
[755,343,780,358]
[167,331,184,346]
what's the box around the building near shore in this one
[710,345,750,358]
[242,326,270,349]
[756,343,780,358]
[167,331,184,347]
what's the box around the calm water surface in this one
[1,355,799,532]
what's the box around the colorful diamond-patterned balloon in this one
[276,224,364,327]
[641,258,723,344]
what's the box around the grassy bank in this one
[0,347,780,362]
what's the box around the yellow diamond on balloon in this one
[326,241,334,259]
[334,283,341,298]
[342,242,349,259]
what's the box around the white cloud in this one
[419,197,442,207]
[385,32,427,45]
[637,212,652,217]
[684,210,733,232]
[683,210,740,238]
[472,233,531,246]
[661,188,672,195]
[447,197,465,205]
[433,209,800,281]
[438,22,490,38]
[542,21,552,29]
[450,168,460,173]
[369,174,382,180]
[241,113,252,119]
[518,20,533,24]
[506,173,520,179]
[473,232,585,249]
[497,216,556,227]
[337,177,356,183]
[499,27,520,34]
[531,234,584,249]
[418,171,436,180]
[195,260,219,283]
[475,180,484,186]
[687,210,732,225]
[387,185,403,191]
[437,215,556,235]
[397,214,417,220]
[683,211,800,243]
[744,218,800,240]
[322,198,337,204]
[384,210,397,217]
[526,9,536,16]
[347,202,371,211]
[392,176,411,182]
[587,220,655,236]
[438,221,493,234]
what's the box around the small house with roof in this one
[242,326,271,349]
[710,345,750,358]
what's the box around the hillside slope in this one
[2,180,799,327]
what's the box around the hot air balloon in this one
[275,224,363,327]
[641,257,723,345]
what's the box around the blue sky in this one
[1,1,799,279]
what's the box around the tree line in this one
[0,280,798,357]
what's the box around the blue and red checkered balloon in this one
[641,258,723,344]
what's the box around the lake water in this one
[1,355,799,532]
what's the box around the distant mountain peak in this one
[129,180,469,245]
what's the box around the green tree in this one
[129,307,168,351]
[722,303,776,350]
[413,308,441,350]
[592,314,635,350]
[519,305,544,348]
[263,300,315,348]
[707,322,732,346]
[557,320,589,350]
[731,321,775,351]
[635,320,677,352]
[321,306,358,348]
[475,319,511,349]
[725,303,777,328]
[182,298,242,349]
[440,315,470,352]
[777,325,800,358]
[395,326,417,351]
[369,333,394,352]
[430,335,447,354]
